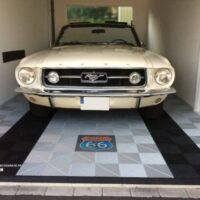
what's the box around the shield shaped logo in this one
[76,135,117,152]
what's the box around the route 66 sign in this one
[76,135,117,152]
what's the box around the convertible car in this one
[15,22,176,118]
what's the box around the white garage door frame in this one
[194,45,200,114]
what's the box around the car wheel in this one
[139,103,163,119]
[29,102,54,118]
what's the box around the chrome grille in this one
[43,69,146,87]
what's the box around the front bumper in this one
[16,87,176,97]
[16,87,176,109]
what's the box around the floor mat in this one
[0,95,200,184]
[17,110,173,178]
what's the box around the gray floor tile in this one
[191,136,200,143]
[134,136,155,144]
[113,129,133,136]
[50,152,73,165]
[144,165,173,178]
[34,142,56,151]
[17,163,46,176]
[137,144,159,153]
[42,164,69,176]
[119,164,147,177]
[118,153,141,164]
[115,136,134,143]
[95,153,118,164]
[140,153,166,165]
[72,152,95,163]
[69,163,95,176]
[0,126,10,133]
[95,164,120,177]
[48,159,71,175]
[117,144,138,153]
[0,115,6,120]
[39,134,62,143]
[53,143,75,153]
[25,151,52,163]
[184,129,200,136]
[131,129,150,136]
[179,123,197,129]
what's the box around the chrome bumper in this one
[16,87,176,97]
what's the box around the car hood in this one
[19,45,171,69]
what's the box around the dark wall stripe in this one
[2,50,25,63]
[141,111,200,180]
[0,111,54,176]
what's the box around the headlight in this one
[155,69,173,85]
[129,72,142,85]
[47,71,60,84]
[18,68,36,85]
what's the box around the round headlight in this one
[47,71,60,84]
[129,72,142,85]
[155,69,173,85]
[18,68,36,85]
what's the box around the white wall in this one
[0,0,50,105]
[148,0,200,108]
[54,0,150,43]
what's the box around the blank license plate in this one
[80,97,110,111]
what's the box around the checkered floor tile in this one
[165,96,200,149]
[0,95,28,138]
[17,110,173,178]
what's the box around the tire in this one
[139,103,163,119]
[29,102,54,118]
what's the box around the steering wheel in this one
[111,39,128,44]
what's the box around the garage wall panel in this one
[148,0,200,108]
[54,0,150,43]
[0,0,49,105]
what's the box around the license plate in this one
[80,97,110,111]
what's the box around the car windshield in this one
[56,26,138,47]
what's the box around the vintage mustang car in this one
[15,22,176,118]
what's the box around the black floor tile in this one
[164,154,188,164]
[184,153,200,165]
[159,144,181,154]
[168,164,200,178]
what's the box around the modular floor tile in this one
[0,95,28,138]
[165,96,200,148]
[17,110,173,178]
[1,95,200,184]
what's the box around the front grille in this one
[43,69,146,87]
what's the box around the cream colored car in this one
[15,22,176,118]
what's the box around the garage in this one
[0,0,200,199]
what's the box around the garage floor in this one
[0,95,200,184]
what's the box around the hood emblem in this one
[81,72,108,84]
